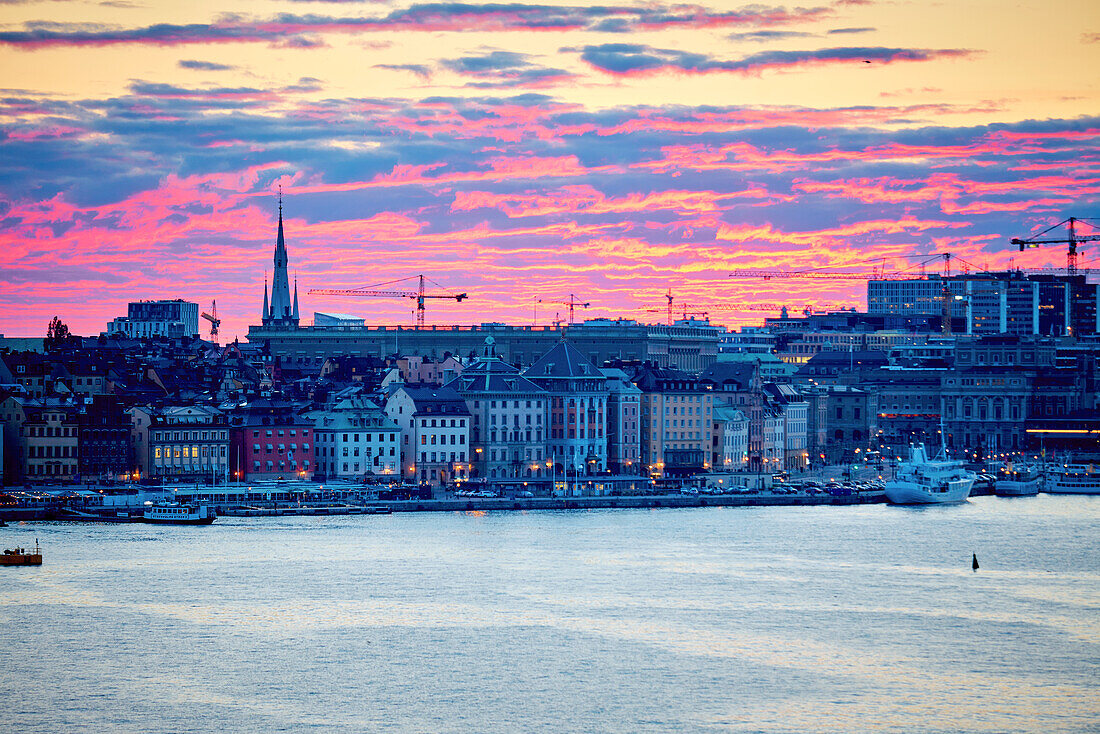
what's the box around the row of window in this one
[420,434,465,446]
[318,446,396,458]
[250,429,310,438]
[155,446,228,459]
[251,443,310,453]
[27,445,74,458]
[419,418,466,428]
[419,451,466,463]
[155,431,228,442]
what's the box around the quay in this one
[1,489,885,521]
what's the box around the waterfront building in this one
[818,385,877,463]
[228,399,313,480]
[860,367,946,455]
[307,396,400,480]
[132,405,231,482]
[78,396,130,481]
[0,394,30,484]
[22,401,79,481]
[384,385,470,485]
[445,339,547,480]
[629,364,712,477]
[107,299,200,340]
[524,341,609,476]
[600,368,642,475]
[764,383,809,471]
[711,405,749,471]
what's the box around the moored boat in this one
[885,443,975,505]
[995,463,1041,497]
[1044,464,1100,495]
[1,539,42,566]
[142,502,216,525]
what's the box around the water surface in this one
[2,495,1098,733]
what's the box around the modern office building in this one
[107,299,200,339]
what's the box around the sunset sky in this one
[2,0,1098,341]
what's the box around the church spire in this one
[266,186,297,328]
[292,276,300,322]
[262,273,269,324]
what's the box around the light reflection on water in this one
[0,495,1098,733]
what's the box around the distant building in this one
[107,300,200,339]
[525,341,609,476]
[307,396,400,480]
[132,405,230,482]
[313,313,364,327]
[629,364,712,477]
[385,385,471,486]
[446,339,547,480]
[867,272,1097,337]
[228,400,313,481]
[600,368,642,475]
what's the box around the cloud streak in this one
[575,44,975,76]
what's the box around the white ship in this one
[885,444,975,504]
[994,463,1041,497]
[1044,464,1100,495]
[142,502,216,525]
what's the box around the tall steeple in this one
[292,277,300,322]
[264,187,298,328]
[262,273,269,324]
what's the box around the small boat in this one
[885,443,975,505]
[994,463,1041,497]
[142,502,216,525]
[1044,464,1100,495]
[1,539,42,566]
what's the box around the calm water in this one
[1,495,1098,733]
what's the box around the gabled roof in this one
[524,340,604,380]
[698,361,756,390]
[446,357,545,395]
[394,385,471,415]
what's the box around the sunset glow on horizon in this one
[2,0,1098,341]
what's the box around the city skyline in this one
[2,0,1099,340]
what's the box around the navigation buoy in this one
[972,553,979,571]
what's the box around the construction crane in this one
[538,294,590,324]
[309,275,467,328]
[1012,217,1100,276]
[201,301,220,344]
[642,302,855,320]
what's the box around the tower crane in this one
[641,302,856,320]
[1012,217,1100,276]
[728,253,964,334]
[538,294,590,324]
[309,274,467,328]
[201,301,220,344]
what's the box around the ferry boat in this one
[1044,464,1100,495]
[885,444,975,504]
[142,502,216,525]
[994,463,1041,497]
[1,539,42,566]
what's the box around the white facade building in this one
[309,397,400,479]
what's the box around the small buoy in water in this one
[972,553,979,571]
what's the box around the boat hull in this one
[141,515,216,525]
[995,479,1040,497]
[1045,483,1100,495]
[885,479,973,504]
[0,554,42,566]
